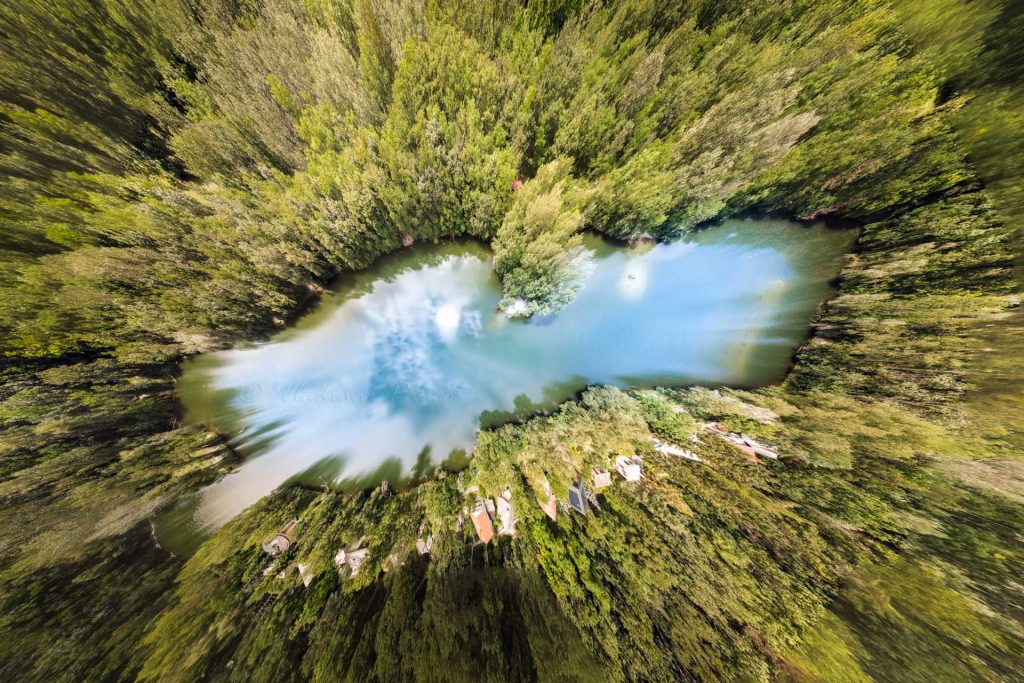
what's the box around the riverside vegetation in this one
[0,1,1021,682]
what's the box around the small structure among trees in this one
[653,438,701,462]
[741,435,779,460]
[592,466,612,489]
[262,518,299,557]
[496,488,518,536]
[416,523,433,555]
[470,498,494,543]
[296,563,314,587]
[334,544,370,577]
[568,479,589,515]
[703,423,778,460]
[616,455,643,482]
[538,491,558,521]
[382,553,403,573]
[416,535,433,555]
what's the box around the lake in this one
[174,217,856,533]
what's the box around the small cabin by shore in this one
[502,298,530,318]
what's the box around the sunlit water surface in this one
[173,218,855,538]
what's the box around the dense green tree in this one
[492,158,588,315]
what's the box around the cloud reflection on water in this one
[179,219,855,529]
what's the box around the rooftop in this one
[616,455,642,481]
[568,481,589,515]
[416,535,433,555]
[538,493,558,521]
[497,495,517,536]
[261,518,299,557]
[653,438,701,462]
[470,498,495,543]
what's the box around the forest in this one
[0,0,1021,681]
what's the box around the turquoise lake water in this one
[175,217,855,531]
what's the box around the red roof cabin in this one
[470,498,494,543]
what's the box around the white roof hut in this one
[502,298,530,318]
[347,547,369,576]
[335,545,369,576]
[296,563,314,587]
[416,534,433,555]
[616,455,642,482]
[592,466,612,489]
[496,494,517,536]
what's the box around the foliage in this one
[0,0,1020,681]
[492,158,589,315]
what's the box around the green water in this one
[173,217,855,536]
